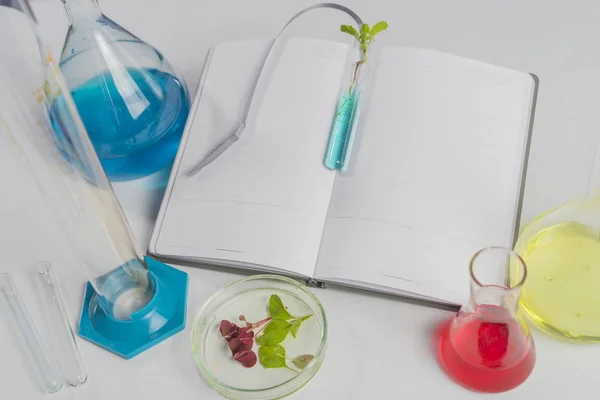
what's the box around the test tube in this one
[0,273,62,394]
[35,262,88,387]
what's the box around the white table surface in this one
[2,0,600,399]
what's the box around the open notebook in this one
[149,38,537,305]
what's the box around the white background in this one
[2,0,600,399]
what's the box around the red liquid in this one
[438,306,535,393]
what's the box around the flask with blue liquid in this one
[56,0,190,181]
[1,0,188,360]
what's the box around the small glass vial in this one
[438,247,536,393]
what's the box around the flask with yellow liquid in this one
[513,195,600,342]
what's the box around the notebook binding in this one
[303,279,327,289]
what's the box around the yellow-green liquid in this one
[516,222,600,342]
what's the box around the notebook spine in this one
[303,279,327,289]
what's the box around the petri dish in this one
[192,275,327,399]
[513,197,600,342]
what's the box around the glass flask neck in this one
[62,0,102,24]
[464,247,527,315]
[468,279,522,314]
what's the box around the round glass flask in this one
[57,0,190,181]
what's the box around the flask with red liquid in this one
[438,247,536,393]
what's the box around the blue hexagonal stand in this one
[78,256,188,359]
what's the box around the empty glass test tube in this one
[0,273,62,393]
[35,262,88,387]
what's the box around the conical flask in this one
[514,193,600,342]
[56,0,190,181]
[438,247,536,393]
[0,0,187,359]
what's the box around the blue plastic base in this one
[78,257,188,359]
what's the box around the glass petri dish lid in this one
[192,275,327,399]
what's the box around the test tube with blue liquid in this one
[325,23,387,171]
[325,45,364,171]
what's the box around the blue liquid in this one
[324,94,355,170]
[51,68,190,181]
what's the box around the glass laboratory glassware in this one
[192,275,328,399]
[57,0,190,181]
[325,22,388,172]
[324,40,366,171]
[438,247,535,393]
[0,0,187,359]
[0,274,63,394]
[513,194,600,342]
[35,262,88,387]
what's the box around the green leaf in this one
[360,23,370,39]
[290,323,301,339]
[340,24,359,39]
[290,314,312,338]
[259,345,288,369]
[370,21,388,37]
[291,354,314,369]
[269,295,294,320]
[256,319,291,346]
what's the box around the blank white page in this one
[316,47,535,304]
[152,39,348,277]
